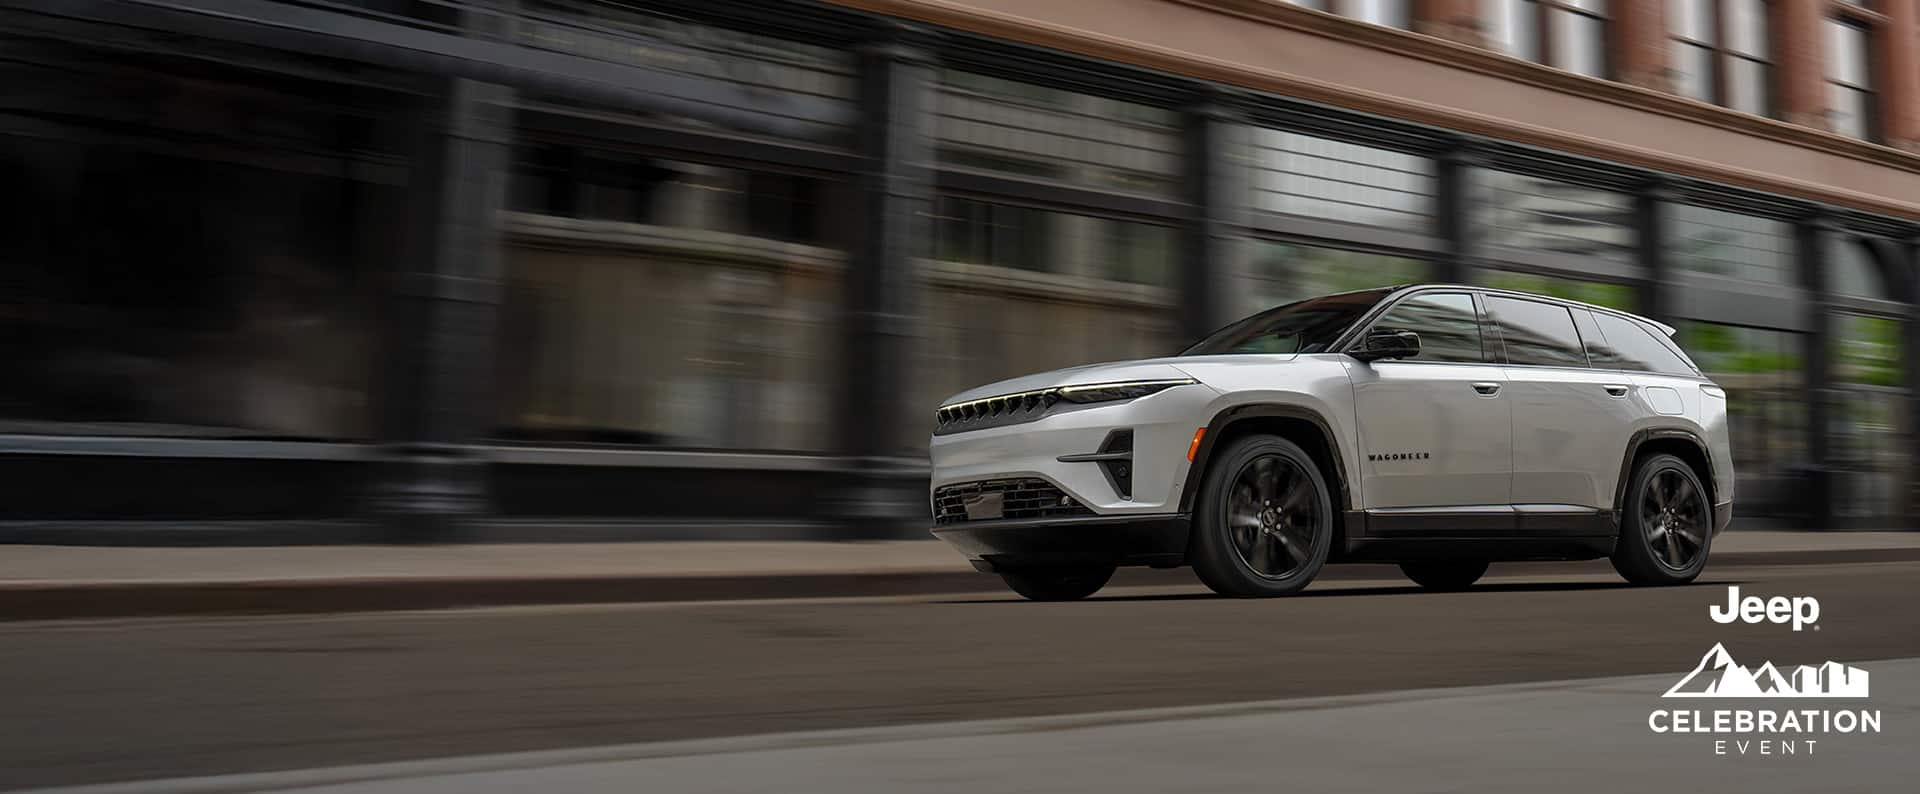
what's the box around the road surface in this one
[3,558,1917,789]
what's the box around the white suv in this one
[929,285,1733,601]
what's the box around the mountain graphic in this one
[1664,643,1870,698]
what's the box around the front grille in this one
[933,478,1094,525]
[934,388,1061,435]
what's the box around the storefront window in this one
[914,200,1180,450]
[1239,243,1429,316]
[936,71,1180,197]
[1668,205,1794,285]
[931,197,1177,286]
[496,153,846,450]
[517,1,856,145]
[1250,129,1437,231]
[0,53,389,440]
[1475,170,1635,263]
[1675,323,1806,486]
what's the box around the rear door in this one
[1484,295,1640,513]
[1348,291,1511,510]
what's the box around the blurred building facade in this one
[1,0,1916,534]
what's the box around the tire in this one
[1398,560,1489,591]
[1189,434,1334,597]
[999,565,1115,601]
[1611,453,1713,585]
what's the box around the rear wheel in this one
[999,565,1115,601]
[1189,435,1333,597]
[1398,560,1488,591]
[1611,453,1712,585]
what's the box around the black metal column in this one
[370,76,515,539]
[1634,178,1674,323]
[1899,233,1920,524]
[1797,211,1837,529]
[1179,92,1246,342]
[833,23,935,538]
[1432,137,1477,285]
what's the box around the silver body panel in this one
[928,285,1735,540]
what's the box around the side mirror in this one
[1353,329,1420,362]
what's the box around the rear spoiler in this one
[1647,319,1678,336]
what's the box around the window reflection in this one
[1250,129,1437,230]
[497,153,846,450]
[1676,322,1807,515]
[1475,171,1636,263]
[1824,19,1873,139]
[1240,243,1429,316]
[1668,205,1793,285]
[936,71,1180,197]
[1372,293,1487,363]
[931,197,1176,287]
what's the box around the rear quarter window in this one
[1590,313,1698,376]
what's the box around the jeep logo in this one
[1711,586,1820,632]
[1368,452,1430,461]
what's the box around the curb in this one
[1,547,1915,621]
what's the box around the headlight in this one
[1056,378,1197,404]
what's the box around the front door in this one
[1348,292,1512,510]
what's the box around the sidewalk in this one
[1,531,1916,620]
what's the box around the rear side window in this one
[1369,293,1486,363]
[1484,296,1589,368]
[1590,313,1698,375]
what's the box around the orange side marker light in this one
[1187,428,1207,462]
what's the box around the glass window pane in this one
[1485,0,1542,61]
[1726,57,1770,116]
[1828,84,1870,139]
[1479,270,1638,310]
[1671,42,1715,101]
[1726,0,1769,56]
[1239,243,1429,316]
[1551,9,1607,77]
[1669,0,1714,43]
[1667,205,1794,284]
[1370,293,1487,363]
[1828,236,1891,300]
[1824,19,1869,87]
[936,71,1181,197]
[518,4,856,146]
[1474,170,1636,263]
[498,157,847,450]
[1591,312,1697,374]
[1250,129,1438,230]
[1675,322,1806,502]
[1343,0,1411,27]
[1835,314,1902,387]
[1486,296,1590,367]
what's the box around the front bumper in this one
[931,513,1190,572]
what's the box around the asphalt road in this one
[4,558,1918,789]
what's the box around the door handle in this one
[1602,384,1630,398]
[1471,382,1501,396]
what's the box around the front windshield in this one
[1180,288,1395,356]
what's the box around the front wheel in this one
[999,565,1115,601]
[1189,435,1334,597]
[1611,453,1713,585]
[1399,560,1488,591]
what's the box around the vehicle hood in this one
[940,354,1293,405]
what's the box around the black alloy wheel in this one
[1611,453,1713,585]
[1190,435,1333,597]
